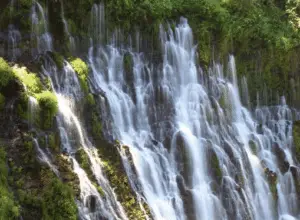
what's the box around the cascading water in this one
[31,1,53,54]
[88,10,300,220]
[7,24,21,61]
[61,2,76,53]
[41,57,128,220]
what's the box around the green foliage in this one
[16,93,29,120]
[0,58,14,89]
[75,148,105,196]
[36,91,58,129]
[293,121,300,161]
[87,93,96,106]
[0,93,5,110]
[48,133,57,151]
[42,178,77,220]
[12,66,43,95]
[69,58,89,93]
[50,52,65,70]
[97,141,148,219]
[92,111,102,138]
[0,147,20,219]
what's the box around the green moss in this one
[293,121,300,161]
[12,66,43,95]
[97,142,147,219]
[87,93,96,106]
[36,91,58,129]
[0,147,20,219]
[0,58,14,89]
[211,151,222,184]
[92,111,102,138]
[75,148,105,196]
[48,133,56,151]
[249,140,257,155]
[16,93,29,120]
[55,155,80,197]
[69,58,89,93]
[50,52,65,70]
[0,93,5,110]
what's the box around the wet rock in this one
[272,142,289,173]
[86,195,98,213]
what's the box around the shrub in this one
[0,148,20,219]
[36,91,58,116]
[69,58,89,93]
[36,91,58,129]
[0,58,14,89]
[12,66,43,94]
[42,179,77,220]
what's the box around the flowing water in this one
[7,24,21,61]
[20,2,300,219]
[87,9,300,220]
[31,1,53,54]
[61,2,76,53]
[41,57,128,220]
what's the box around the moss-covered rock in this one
[12,65,43,95]
[0,58,14,89]
[97,141,148,219]
[36,91,58,129]
[69,57,89,93]
[75,148,105,196]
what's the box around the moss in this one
[55,155,80,197]
[0,58,14,89]
[12,66,43,95]
[16,92,29,120]
[211,152,222,181]
[87,93,95,106]
[0,93,5,110]
[69,58,89,93]
[75,148,105,197]
[36,91,58,129]
[293,121,300,161]
[50,52,65,70]
[249,140,257,155]
[48,133,56,151]
[0,147,20,219]
[91,111,102,138]
[97,141,147,219]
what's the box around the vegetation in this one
[0,147,20,219]
[69,58,89,93]
[42,178,77,220]
[12,66,43,95]
[97,141,148,219]
[75,148,105,196]
[293,120,300,161]
[0,58,14,89]
[0,93,5,110]
[36,91,58,129]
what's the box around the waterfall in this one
[41,57,128,220]
[88,10,300,220]
[7,24,21,61]
[61,2,76,53]
[31,1,53,55]
[28,96,38,128]
[33,138,60,176]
